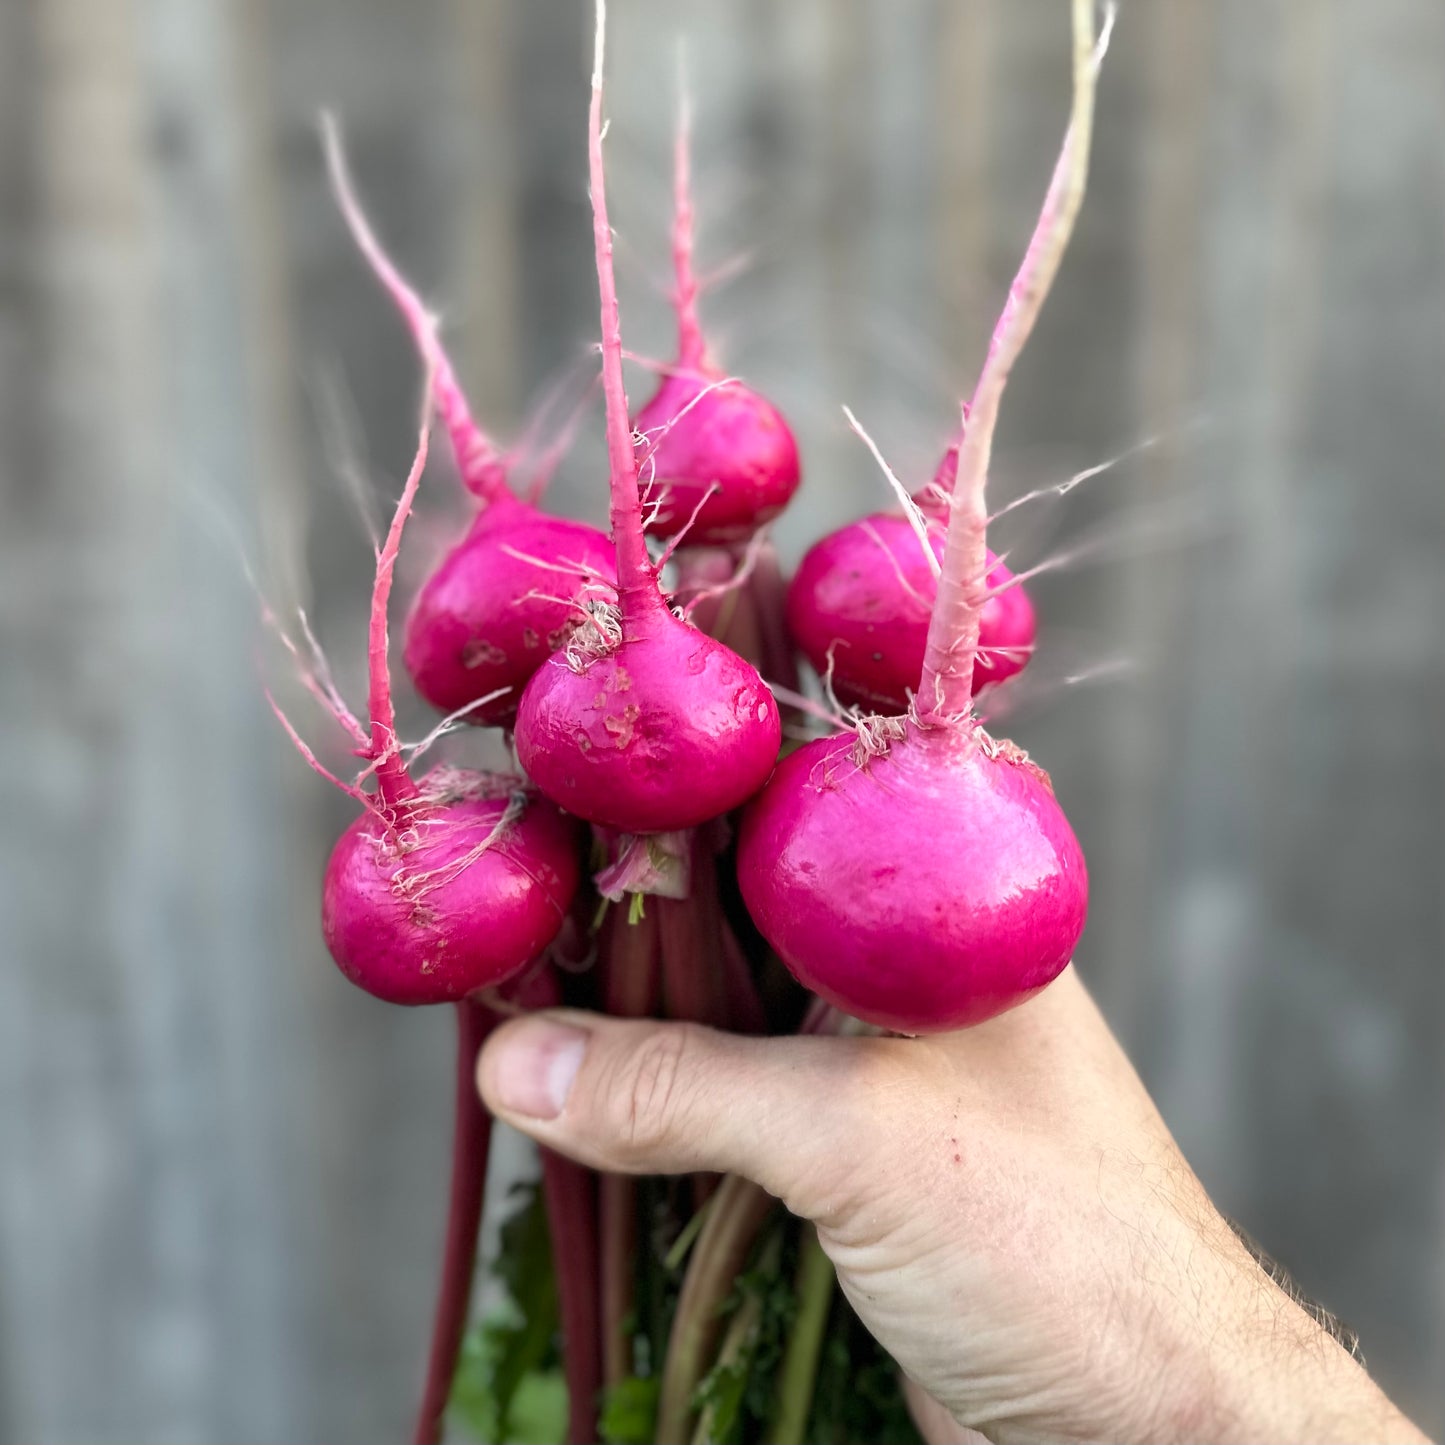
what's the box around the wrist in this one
[1157,1246,1427,1445]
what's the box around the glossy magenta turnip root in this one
[402,494,616,726]
[635,369,799,545]
[738,0,1110,1034]
[273,377,581,1005]
[516,594,781,834]
[784,401,1036,717]
[514,4,781,837]
[786,490,1035,713]
[739,722,1086,1032]
[324,118,615,728]
[322,766,580,1005]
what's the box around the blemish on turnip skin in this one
[462,639,508,669]
[603,704,641,748]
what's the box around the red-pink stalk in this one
[322,115,509,503]
[748,544,800,695]
[657,835,765,1036]
[655,835,765,1209]
[916,0,1106,723]
[512,967,602,1445]
[599,1172,637,1388]
[412,999,494,1445]
[540,1150,600,1445]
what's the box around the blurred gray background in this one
[1,0,1442,1440]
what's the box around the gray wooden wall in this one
[1,1,1441,1440]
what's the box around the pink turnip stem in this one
[655,1174,777,1444]
[412,999,494,1445]
[657,836,764,1036]
[916,0,1109,723]
[322,114,509,504]
[367,373,434,809]
[588,0,663,614]
[670,61,707,371]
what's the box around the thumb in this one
[475,1010,884,1213]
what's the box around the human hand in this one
[476,968,1426,1444]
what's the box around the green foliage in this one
[689,1229,795,1444]
[805,1295,922,1445]
[448,1181,569,1445]
[597,1375,661,1444]
[506,1372,568,1445]
[447,1178,919,1445]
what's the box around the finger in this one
[475,1009,898,1216]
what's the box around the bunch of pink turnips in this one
[268,3,1110,1441]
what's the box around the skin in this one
[476,969,1429,1445]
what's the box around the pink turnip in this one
[630,80,800,546]
[273,375,582,1007]
[513,3,782,836]
[739,0,1110,1035]
[785,443,1035,714]
[785,434,1036,720]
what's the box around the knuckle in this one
[609,1025,700,1161]
[833,1037,916,1117]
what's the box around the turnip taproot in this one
[323,118,616,729]
[513,3,782,836]
[739,0,1110,1035]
